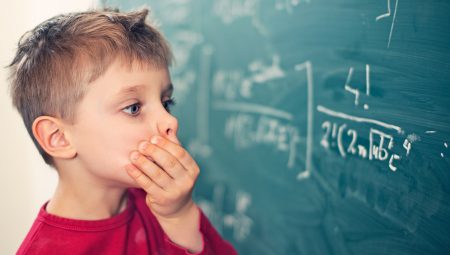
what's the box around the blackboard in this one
[103,0,450,254]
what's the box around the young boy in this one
[9,8,237,255]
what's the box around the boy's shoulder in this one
[17,188,238,255]
[16,188,149,255]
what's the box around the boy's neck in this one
[46,178,128,220]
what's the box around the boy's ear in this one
[32,116,77,160]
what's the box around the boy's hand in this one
[126,136,200,219]
[126,136,204,252]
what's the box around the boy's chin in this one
[113,175,141,189]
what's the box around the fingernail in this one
[130,151,140,162]
[139,141,149,151]
[150,136,160,144]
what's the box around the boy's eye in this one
[163,97,176,112]
[122,103,141,116]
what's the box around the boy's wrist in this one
[154,200,204,253]
[152,198,196,221]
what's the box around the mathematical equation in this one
[222,111,300,169]
[212,60,314,179]
[319,119,412,171]
[213,55,285,100]
[317,62,415,172]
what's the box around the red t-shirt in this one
[17,188,237,255]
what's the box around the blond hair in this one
[8,8,173,165]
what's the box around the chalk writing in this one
[213,0,268,35]
[242,55,285,98]
[375,0,399,48]
[222,112,300,169]
[223,191,253,241]
[198,185,253,241]
[212,60,314,179]
[274,0,308,13]
[403,138,411,156]
[214,101,293,120]
[213,55,285,100]
[295,61,314,180]
[152,1,203,69]
[172,70,195,105]
[319,62,422,171]
[318,114,412,171]
[344,65,371,110]
[188,46,214,157]
[213,0,258,24]
[213,70,243,100]
[442,142,448,158]
[317,105,403,134]
[172,31,203,69]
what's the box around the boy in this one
[9,8,237,255]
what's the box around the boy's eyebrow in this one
[114,84,146,99]
[163,83,174,95]
[113,83,173,101]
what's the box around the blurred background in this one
[0,0,98,253]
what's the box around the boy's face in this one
[66,59,178,187]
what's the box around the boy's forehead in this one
[93,58,172,91]
[115,82,173,97]
[80,59,172,109]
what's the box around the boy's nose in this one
[157,112,179,144]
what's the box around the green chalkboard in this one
[103,0,450,254]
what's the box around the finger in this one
[125,164,168,206]
[138,140,187,179]
[147,136,200,179]
[125,164,165,199]
[130,151,173,190]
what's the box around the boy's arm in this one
[126,135,233,254]
[153,200,203,253]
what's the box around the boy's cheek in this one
[113,125,159,163]
[114,156,141,187]
[115,132,149,164]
